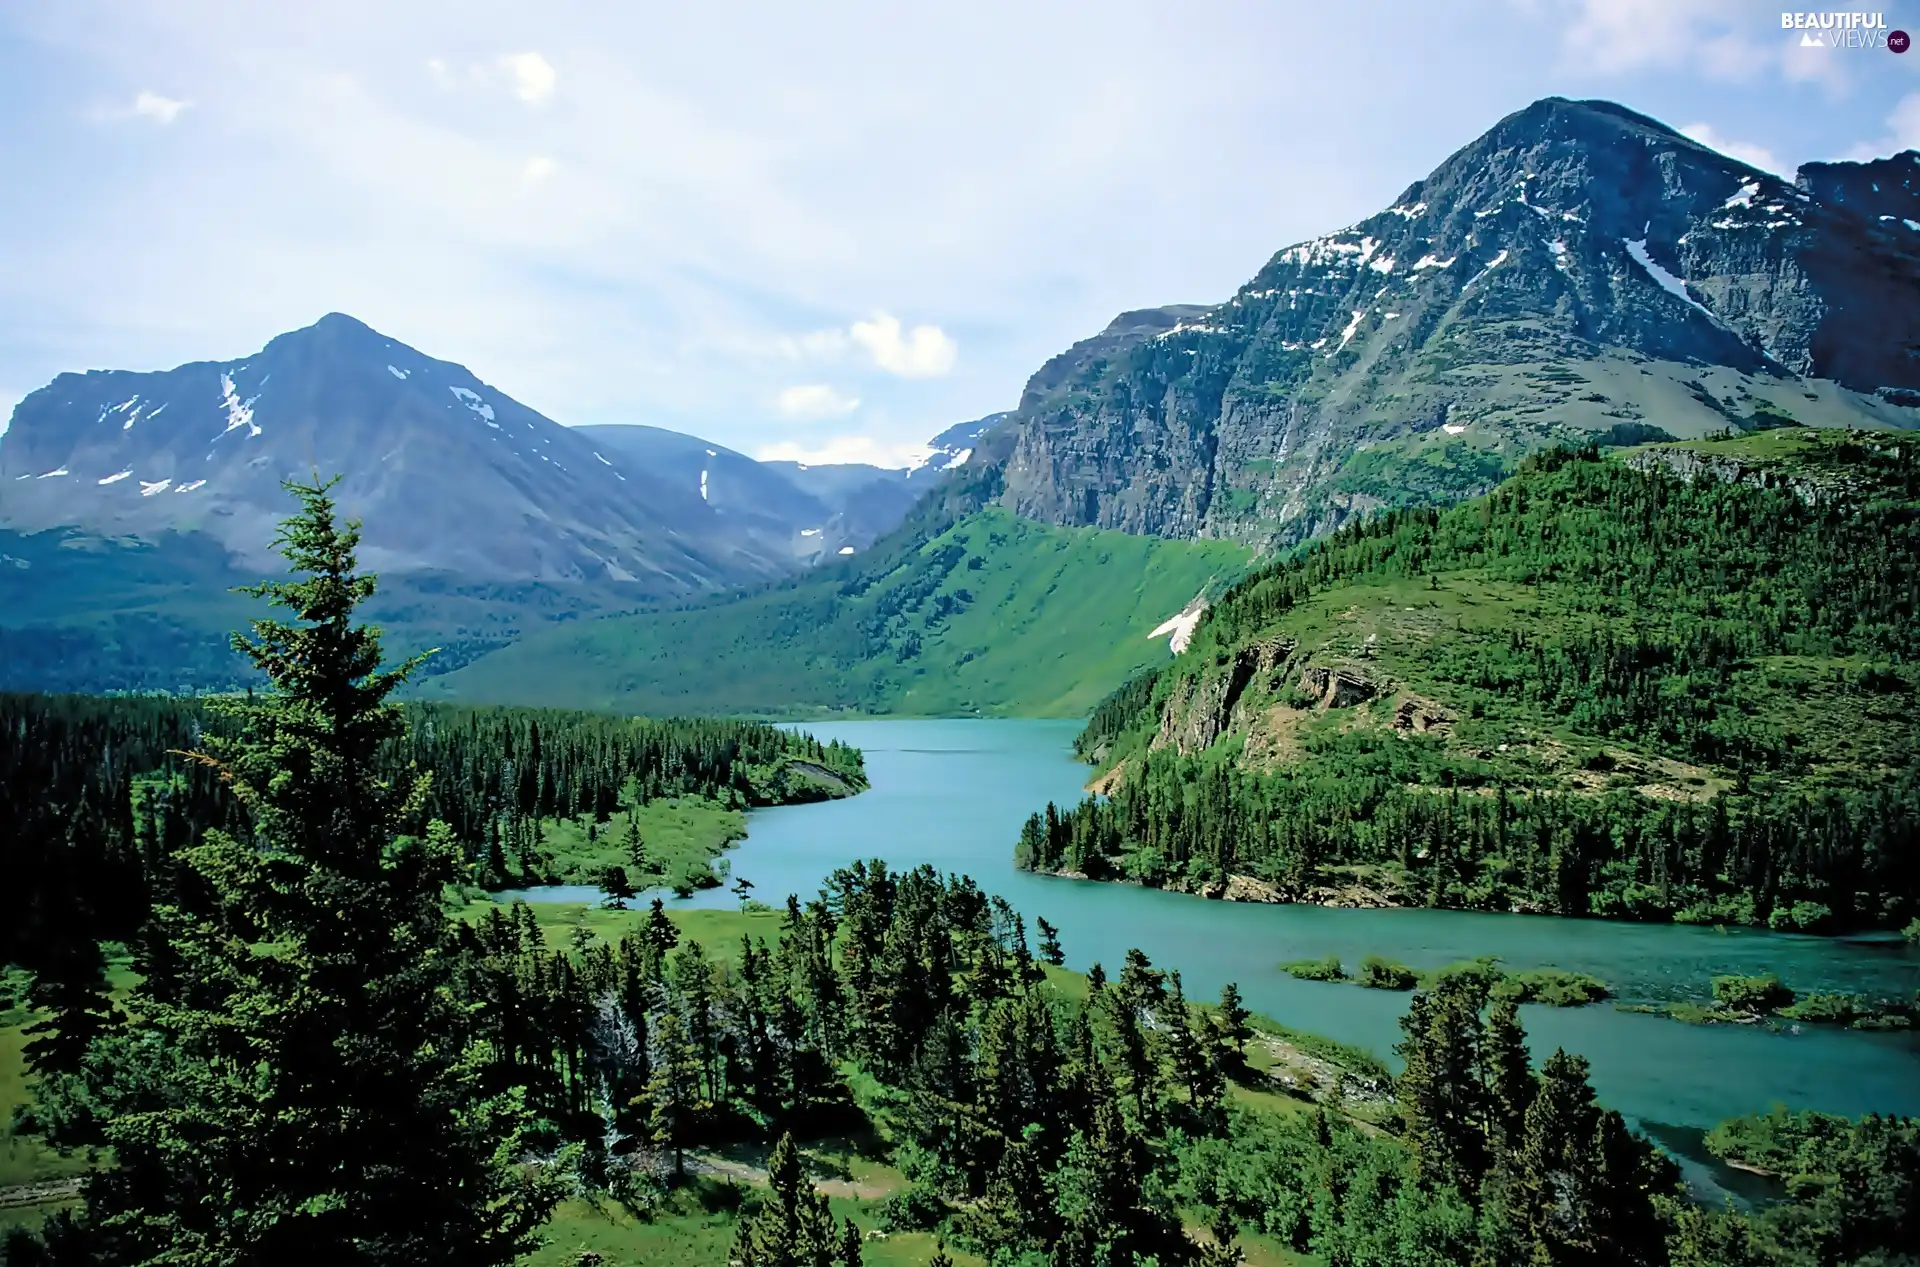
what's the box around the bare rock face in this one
[1393,696,1453,734]
[1297,664,1377,710]
[976,98,1920,551]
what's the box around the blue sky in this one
[1,1,1915,464]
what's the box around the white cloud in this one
[755,435,930,468]
[777,328,851,360]
[1680,122,1782,174]
[1561,0,1844,86]
[499,52,556,104]
[113,90,189,124]
[775,384,861,419]
[522,156,557,184]
[849,312,958,378]
[1845,93,1920,159]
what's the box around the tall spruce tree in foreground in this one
[32,477,556,1265]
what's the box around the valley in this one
[3,88,1919,1267]
[420,505,1250,717]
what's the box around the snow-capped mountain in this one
[977,98,1920,545]
[0,314,798,594]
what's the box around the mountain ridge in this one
[965,96,1920,549]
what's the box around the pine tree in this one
[644,897,680,956]
[1035,916,1065,966]
[601,864,637,910]
[30,476,555,1265]
[730,1133,837,1267]
[1215,982,1252,1060]
[1395,975,1492,1193]
[1481,994,1535,1151]
[646,1006,710,1179]
[622,810,646,874]
[838,1217,864,1267]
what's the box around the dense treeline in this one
[1,694,862,1068]
[1016,739,1918,929]
[1037,442,1920,931]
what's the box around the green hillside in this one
[1023,429,1920,932]
[0,527,637,694]
[422,507,1251,717]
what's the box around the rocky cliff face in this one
[979,98,1920,548]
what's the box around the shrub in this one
[1281,956,1345,982]
[1712,973,1794,1015]
[1767,901,1833,933]
[1506,967,1610,1007]
[1355,955,1417,990]
[879,1185,950,1232]
[1776,992,1862,1025]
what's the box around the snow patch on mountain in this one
[218,374,260,436]
[1624,238,1725,326]
[449,386,496,422]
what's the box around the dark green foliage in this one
[730,1133,840,1267]
[878,1186,950,1233]
[601,865,637,909]
[1358,955,1419,990]
[1040,444,1920,931]
[0,683,865,1032]
[1502,968,1610,1007]
[1034,916,1065,967]
[1596,422,1678,447]
[24,476,558,1265]
[1075,670,1162,761]
[1705,1108,1919,1266]
[1281,956,1346,982]
[1711,974,1794,1016]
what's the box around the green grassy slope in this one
[422,507,1251,717]
[0,527,641,693]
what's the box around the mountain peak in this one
[996,96,1920,549]
[260,312,400,360]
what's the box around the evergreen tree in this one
[646,1007,710,1179]
[601,864,637,910]
[644,897,680,956]
[1035,916,1065,966]
[29,476,555,1265]
[730,1133,837,1267]
[1215,982,1252,1062]
[838,1217,863,1267]
[622,810,646,874]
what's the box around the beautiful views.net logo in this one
[1781,11,1909,50]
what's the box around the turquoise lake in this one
[509,717,1920,1194]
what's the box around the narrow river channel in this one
[510,718,1920,1195]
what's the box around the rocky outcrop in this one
[1297,664,1376,710]
[1156,638,1300,753]
[1393,696,1453,734]
[982,98,1920,551]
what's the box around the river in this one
[510,718,1920,1194]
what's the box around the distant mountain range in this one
[959,97,1920,546]
[0,315,991,691]
[0,312,975,591]
[7,96,1918,711]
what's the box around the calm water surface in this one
[512,718,1920,1187]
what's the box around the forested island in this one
[1017,433,1920,937]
